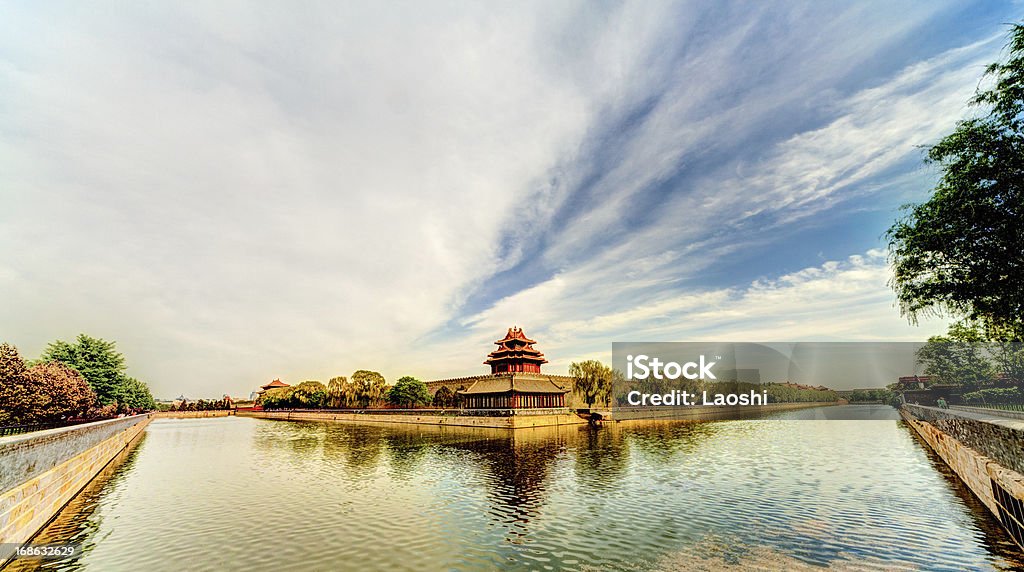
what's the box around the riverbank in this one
[237,409,588,429]
[900,404,1024,549]
[153,410,233,419]
[236,402,839,429]
[0,414,151,564]
[613,401,839,420]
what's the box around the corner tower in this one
[484,326,549,374]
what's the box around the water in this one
[10,406,1024,571]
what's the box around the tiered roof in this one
[484,326,548,373]
[260,379,289,390]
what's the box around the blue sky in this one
[1,2,1021,397]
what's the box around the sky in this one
[2,2,1021,398]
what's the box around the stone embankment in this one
[0,414,152,563]
[237,409,587,429]
[901,404,1024,549]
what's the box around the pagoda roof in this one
[260,379,289,390]
[458,373,569,395]
[485,326,548,366]
[494,326,537,345]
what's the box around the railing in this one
[0,417,115,437]
[964,403,1024,412]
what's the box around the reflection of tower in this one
[450,428,568,539]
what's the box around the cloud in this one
[0,2,1009,397]
[439,250,948,375]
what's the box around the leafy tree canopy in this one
[888,24,1024,339]
[39,334,155,412]
[569,360,616,408]
[351,370,388,407]
[916,322,998,390]
[386,376,431,408]
[0,343,96,424]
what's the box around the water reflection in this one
[9,407,1024,571]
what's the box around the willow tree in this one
[887,24,1024,340]
[351,370,388,408]
[569,360,615,408]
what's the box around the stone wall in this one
[238,410,587,429]
[904,404,1024,474]
[901,405,1024,549]
[153,410,233,419]
[614,401,837,420]
[0,415,151,563]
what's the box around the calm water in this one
[10,406,1024,571]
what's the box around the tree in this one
[0,343,96,424]
[115,377,156,413]
[386,376,431,408]
[291,381,327,408]
[887,24,1024,339]
[993,341,1024,386]
[432,385,455,407]
[326,376,350,408]
[569,360,615,408]
[916,322,997,390]
[351,370,388,408]
[41,335,126,404]
[260,386,292,409]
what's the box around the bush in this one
[962,387,1024,405]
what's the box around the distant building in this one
[257,379,290,398]
[895,375,933,390]
[426,327,571,409]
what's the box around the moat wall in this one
[237,410,588,429]
[153,410,233,419]
[901,404,1024,549]
[0,414,152,563]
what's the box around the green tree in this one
[41,335,126,404]
[293,381,328,408]
[386,376,431,408]
[993,342,1024,386]
[887,24,1024,339]
[916,323,997,390]
[326,376,350,408]
[115,377,156,412]
[39,334,154,410]
[351,370,388,408]
[569,360,615,408]
[260,386,292,409]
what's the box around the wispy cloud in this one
[0,2,1011,396]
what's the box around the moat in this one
[10,405,1024,571]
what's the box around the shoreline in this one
[234,401,839,429]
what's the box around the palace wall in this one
[0,414,152,563]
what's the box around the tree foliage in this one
[916,323,998,390]
[887,24,1024,339]
[386,376,431,408]
[326,376,351,408]
[261,381,328,409]
[570,360,615,408]
[0,343,96,424]
[431,385,457,407]
[39,334,155,411]
[350,370,388,408]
